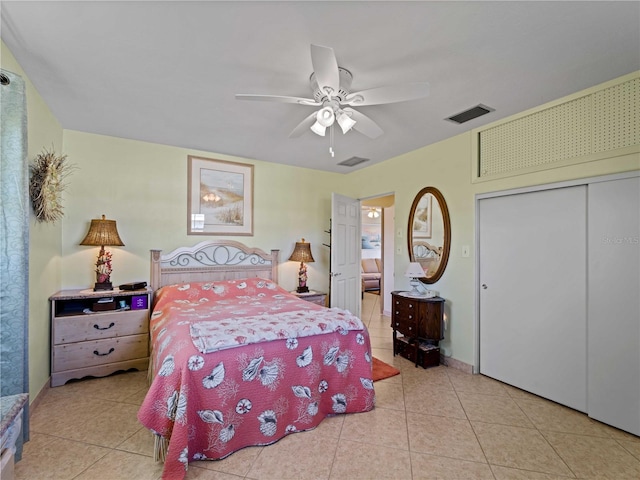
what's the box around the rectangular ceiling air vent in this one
[446,104,494,124]
[338,156,370,167]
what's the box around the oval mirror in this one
[407,187,451,283]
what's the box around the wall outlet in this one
[462,245,470,257]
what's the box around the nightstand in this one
[49,287,151,386]
[291,290,327,307]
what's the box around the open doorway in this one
[360,194,394,316]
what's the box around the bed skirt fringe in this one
[153,434,168,463]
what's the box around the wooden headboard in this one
[150,240,279,292]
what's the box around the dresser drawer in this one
[53,334,148,371]
[54,310,148,344]
[391,313,418,336]
[393,298,419,321]
[392,299,419,335]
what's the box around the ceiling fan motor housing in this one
[310,67,353,103]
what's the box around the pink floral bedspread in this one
[137,278,375,480]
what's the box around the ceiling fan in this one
[235,44,430,142]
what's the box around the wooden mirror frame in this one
[407,186,451,284]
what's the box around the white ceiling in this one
[2,1,639,173]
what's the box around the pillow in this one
[154,277,281,307]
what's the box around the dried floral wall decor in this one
[29,148,75,223]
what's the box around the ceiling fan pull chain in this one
[329,125,335,157]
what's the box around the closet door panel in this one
[479,186,587,411]
[588,177,640,435]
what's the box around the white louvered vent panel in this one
[479,96,591,176]
[592,78,640,153]
[478,76,639,178]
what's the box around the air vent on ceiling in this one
[338,156,370,167]
[446,104,494,124]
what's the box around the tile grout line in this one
[445,368,498,479]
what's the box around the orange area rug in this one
[372,357,400,381]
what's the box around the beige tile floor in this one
[16,293,640,479]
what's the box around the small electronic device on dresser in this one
[390,290,445,368]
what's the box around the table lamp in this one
[405,262,426,296]
[288,238,315,293]
[80,214,125,291]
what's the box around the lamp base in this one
[408,279,424,296]
[296,286,309,293]
[93,281,113,291]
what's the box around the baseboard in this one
[440,354,474,374]
[28,378,51,417]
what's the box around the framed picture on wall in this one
[412,193,432,238]
[362,223,382,250]
[187,155,254,235]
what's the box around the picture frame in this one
[187,155,253,235]
[412,193,432,238]
[362,224,382,250]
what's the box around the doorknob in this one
[482,284,488,289]
[330,272,342,277]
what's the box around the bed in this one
[137,240,375,479]
[412,240,442,277]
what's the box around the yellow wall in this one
[5,35,639,402]
[1,41,64,400]
[60,131,347,294]
[344,131,639,366]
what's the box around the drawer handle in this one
[93,348,115,357]
[93,322,115,331]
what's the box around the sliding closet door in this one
[588,177,640,435]
[479,186,587,411]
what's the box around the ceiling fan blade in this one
[343,107,383,139]
[344,82,430,106]
[289,111,319,138]
[310,44,340,97]
[235,94,320,106]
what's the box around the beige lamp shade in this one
[288,238,315,263]
[80,214,124,247]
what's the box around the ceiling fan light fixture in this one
[310,121,326,136]
[310,106,335,136]
[336,110,356,134]
[316,106,335,127]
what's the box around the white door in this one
[479,186,587,411]
[587,176,640,435]
[330,193,361,318]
